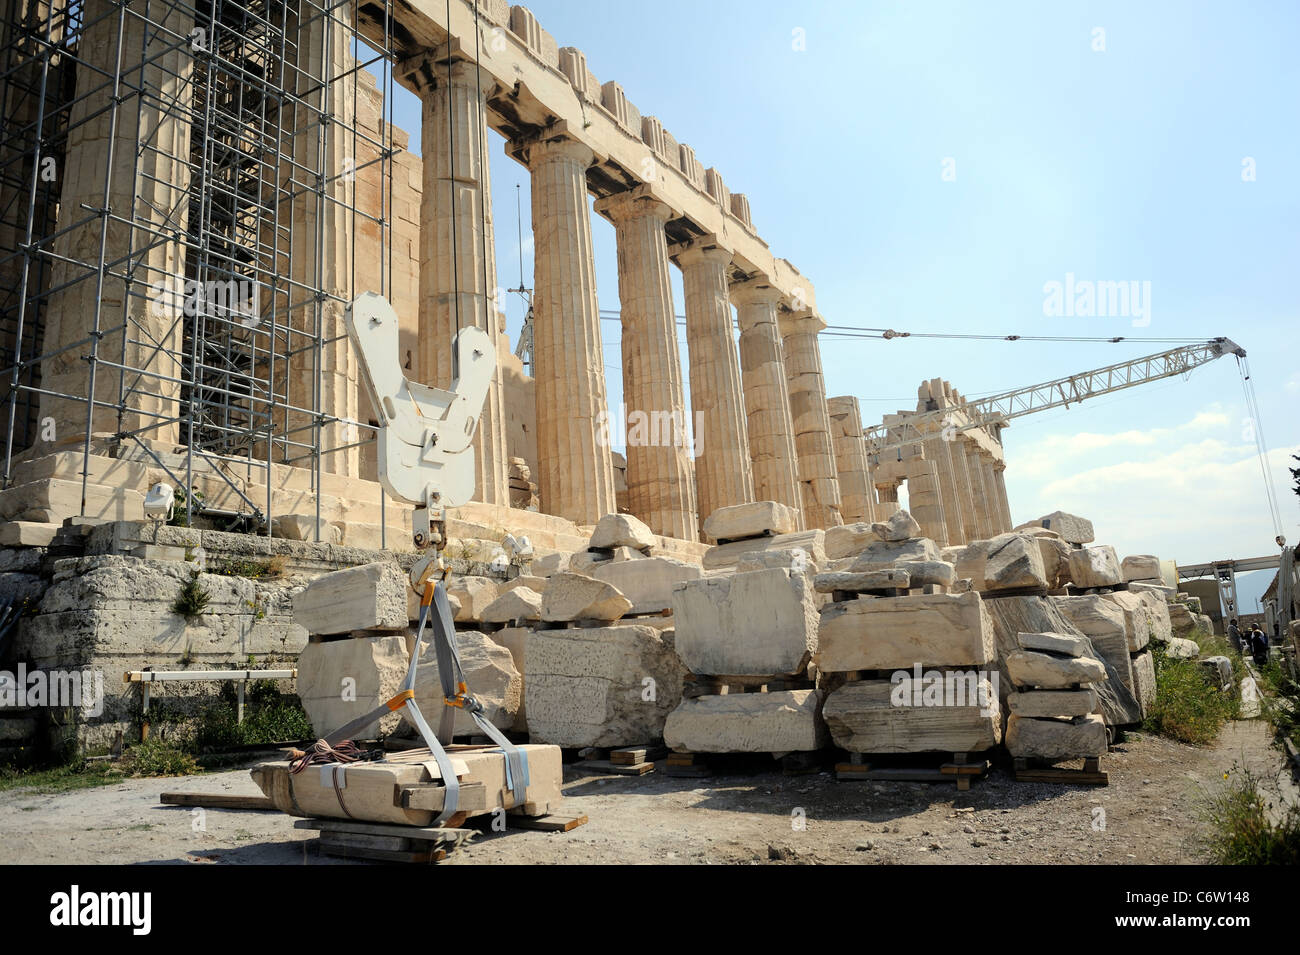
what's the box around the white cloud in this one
[1005,405,1299,565]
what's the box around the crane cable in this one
[1236,354,1285,542]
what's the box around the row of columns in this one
[36,24,850,541]
[502,120,846,540]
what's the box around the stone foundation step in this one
[835,751,992,791]
[0,478,144,524]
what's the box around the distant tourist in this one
[1249,625,1269,667]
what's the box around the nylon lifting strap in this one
[426,582,531,799]
[321,579,529,823]
[323,581,460,825]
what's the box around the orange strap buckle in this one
[384,688,415,711]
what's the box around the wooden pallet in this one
[573,742,667,776]
[835,752,990,790]
[1012,755,1109,786]
[682,675,815,699]
[663,751,824,778]
[295,818,477,864]
[297,808,589,862]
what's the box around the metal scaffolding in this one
[0,0,400,537]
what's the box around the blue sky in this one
[374,0,1298,606]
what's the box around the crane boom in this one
[864,337,1247,456]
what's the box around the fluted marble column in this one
[932,433,967,546]
[826,396,877,524]
[730,278,803,526]
[993,460,1013,532]
[675,239,753,527]
[979,449,1002,536]
[950,436,982,543]
[964,443,996,539]
[413,56,507,503]
[593,186,697,541]
[518,135,616,525]
[903,447,948,547]
[780,311,843,528]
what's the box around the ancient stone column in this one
[284,7,360,476]
[594,186,697,541]
[932,433,967,547]
[826,396,876,523]
[730,278,803,527]
[411,56,507,504]
[903,447,948,547]
[992,460,1013,531]
[517,135,616,525]
[779,311,843,529]
[674,238,753,527]
[980,453,1007,533]
[0,0,68,451]
[941,433,972,540]
[979,449,1004,536]
[37,0,194,451]
[964,443,996,539]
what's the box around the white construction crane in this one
[863,335,1289,622]
[864,337,1248,456]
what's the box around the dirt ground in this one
[1,720,1293,865]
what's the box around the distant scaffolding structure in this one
[0,0,402,530]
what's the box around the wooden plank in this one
[939,761,990,776]
[836,766,950,783]
[1014,768,1109,786]
[293,818,476,844]
[610,744,668,765]
[319,842,448,864]
[508,812,589,833]
[320,831,411,852]
[159,792,275,811]
[575,759,654,776]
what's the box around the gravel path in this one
[0,720,1291,865]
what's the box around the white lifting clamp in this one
[344,291,495,572]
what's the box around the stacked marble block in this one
[813,508,1002,758]
[1004,631,1108,761]
[292,562,523,740]
[1167,592,1214,639]
[663,502,827,755]
[482,513,694,749]
[942,510,1175,727]
[697,500,825,573]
